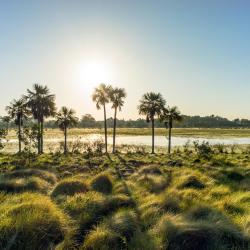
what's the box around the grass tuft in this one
[90,173,113,194]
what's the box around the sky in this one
[0,0,250,120]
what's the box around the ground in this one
[0,146,250,249]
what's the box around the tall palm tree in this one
[109,87,127,153]
[160,106,182,154]
[6,98,29,153]
[56,107,78,154]
[92,83,111,153]
[26,84,56,154]
[138,92,166,154]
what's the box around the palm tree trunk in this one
[168,126,172,154]
[37,121,41,154]
[64,126,67,154]
[112,107,117,153]
[103,104,108,153]
[152,117,155,154]
[41,119,44,154]
[18,118,21,153]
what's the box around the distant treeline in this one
[1,114,250,129]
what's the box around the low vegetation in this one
[0,143,250,249]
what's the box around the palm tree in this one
[92,83,111,153]
[6,98,29,153]
[160,106,182,154]
[2,116,11,132]
[56,107,78,154]
[26,84,56,154]
[138,92,166,154]
[109,87,127,153]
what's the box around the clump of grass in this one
[0,176,50,194]
[108,194,135,210]
[104,209,139,240]
[152,214,249,250]
[160,196,181,214]
[139,165,162,175]
[2,168,57,184]
[0,192,69,250]
[137,174,169,193]
[90,173,113,194]
[226,171,245,182]
[178,176,205,189]
[51,178,88,197]
[82,225,125,250]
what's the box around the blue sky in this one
[0,0,249,119]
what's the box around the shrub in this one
[0,193,68,250]
[179,176,205,189]
[90,174,113,194]
[51,179,88,197]
[152,214,249,250]
[193,140,213,159]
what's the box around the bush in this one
[179,176,205,189]
[152,214,249,250]
[90,174,113,194]
[193,141,213,159]
[0,193,68,250]
[51,179,88,197]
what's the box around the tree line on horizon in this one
[1,83,182,154]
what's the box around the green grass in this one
[0,147,250,249]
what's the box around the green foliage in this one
[193,140,213,159]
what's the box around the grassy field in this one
[5,127,250,140]
[0,145,250,249]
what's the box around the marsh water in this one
[4,134,250,152]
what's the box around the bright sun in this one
[77,61,113,89]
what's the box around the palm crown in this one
[138,92,166,122]
[92,83,111,110]
[56,107,78,130]
[109,87,127,111]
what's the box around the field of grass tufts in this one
[0,146,250,249]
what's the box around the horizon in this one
[1,1,250,120]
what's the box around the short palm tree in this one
[92,83,111,153]
[6,98,29,153]
[56,107,78,154]
[109,87,127,153]
[26,84,56,154]
[160,106,182,154]
[138,92,166,154]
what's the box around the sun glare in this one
[77,61,113,90]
